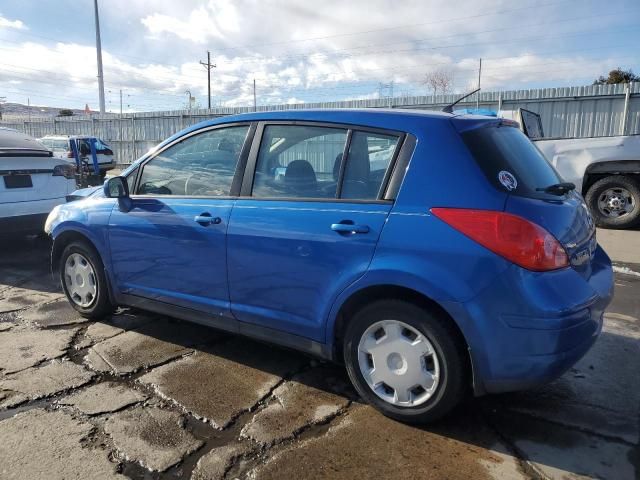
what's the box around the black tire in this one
[585,175,640,229]
[59,240,114,319]
[343,300,468,424]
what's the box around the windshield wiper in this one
[536,182,575,195]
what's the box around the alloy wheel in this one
[597,187,636,218]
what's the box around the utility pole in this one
[200,51,216,109]
[253,79,257,111]
[476,58,482,109]
[119,89,123,147]
[93,0,106,114]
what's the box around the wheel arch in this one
[51,227,117,305]
[582,160,640,195]
[51,229,98,272]
[329,283,474,391]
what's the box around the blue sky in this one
[0,0,638,112]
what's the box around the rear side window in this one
[341,131,400,200]
[95,138,112,152]
[252,125,348,199]
[251,125,401,201]
[461,124,561,198]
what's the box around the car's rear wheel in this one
[585,175,640,229]
[343,300,467,423]
[59,241,113,319]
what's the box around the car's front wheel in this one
[59,240,113,319]
[343,300,467,423]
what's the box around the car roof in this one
[40,135,96,140]
[211,108,454,125]
[175,108,460,140]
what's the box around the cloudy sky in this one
[0,0,638,112]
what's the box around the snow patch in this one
[612,265,640,277]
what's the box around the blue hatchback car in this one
[45,109,614,423]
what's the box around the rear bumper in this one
[479,305,605,393]
[0,212,50,235]
[98,161,115,172]
[445,245,614,395]
[0,196,68,235]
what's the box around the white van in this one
[1,128,77,236]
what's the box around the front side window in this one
[252,125,348,199]
[137,125,249,196]
[126,166,138,193]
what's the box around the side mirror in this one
[103,176,129,198]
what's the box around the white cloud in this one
[0,15,26,30]
[141,0,239,44]
[0,0,635,110]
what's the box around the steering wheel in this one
[184,173,196,195]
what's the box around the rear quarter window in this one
[461,124,561,198]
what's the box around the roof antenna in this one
[442,88,481,114]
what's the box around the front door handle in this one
[195,213,221,226]
[331,223,369,234]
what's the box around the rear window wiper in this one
[536,182,575,195]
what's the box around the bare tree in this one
[423,69,454,97]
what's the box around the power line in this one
[0,6,636,75]
[1,22,636,96]
[2,0,577,61]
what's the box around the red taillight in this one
[53,164,76,180]
[431,208,569,272]
[67,151,74,158]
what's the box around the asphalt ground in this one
[0,232,637,480]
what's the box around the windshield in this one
[461,124,562,198]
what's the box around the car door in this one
[93,138,114,167]
[108,123,253,316]
[227,122,405,341]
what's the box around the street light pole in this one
[94,0,106,114]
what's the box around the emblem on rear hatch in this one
[498,171,518,191]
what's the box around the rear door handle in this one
[331,223,369,234]
[195,213,221,226]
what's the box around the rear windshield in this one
[461,124,561,198]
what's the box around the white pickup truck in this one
[511,109,640,229]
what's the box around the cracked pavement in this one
[0,235,638,479]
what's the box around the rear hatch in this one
[458,120,597,278]
[0,130,72,204]
[0,156,73,203]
